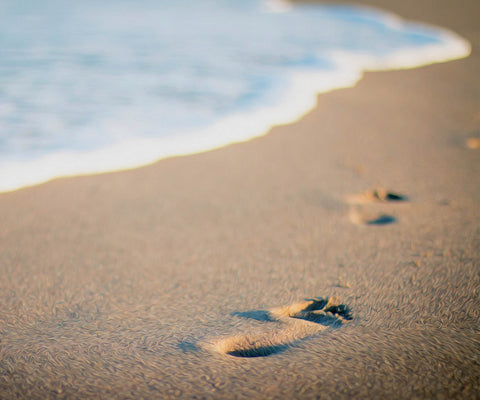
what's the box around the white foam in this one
[330,27,470,71]
[264,0,293,13]
[0,4,471,193]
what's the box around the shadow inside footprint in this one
[366,214,396,225]
[384,192,407,201]
[226,342,289,358]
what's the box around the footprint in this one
[465,110,480,149]
[346,188,407,226]
[348,206,397,226]
[209,296,351,358]
[346,188,407,205]
[466,137,480,149]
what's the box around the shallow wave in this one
[0,0,470,192]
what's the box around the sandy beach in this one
[1,0,479,398]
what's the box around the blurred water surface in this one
[0,0,469,191]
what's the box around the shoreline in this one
[0,0,479,399]
[0,2,471,194]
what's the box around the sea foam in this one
[0,0,470,192]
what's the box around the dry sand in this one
[1,0,479,398]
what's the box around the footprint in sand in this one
[346,188,407,225]
[210,296,352,358]
[465,111,480,149]
[466,137,480,149]
[346,188,407,205]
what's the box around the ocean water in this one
[0,0,470,192]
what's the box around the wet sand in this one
[0,0,479,398]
